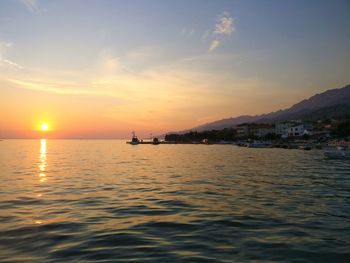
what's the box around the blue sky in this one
[1,0,350,138]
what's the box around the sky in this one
[0,0,350,138]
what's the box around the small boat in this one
[217,140,232,145]
[324,146,350,159]
[202,139,210,145]
[247,141,272,148]
[129,131,139,145]
[299,145,312,151]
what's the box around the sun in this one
[40,123,49,132]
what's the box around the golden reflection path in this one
[35,139,47,224]
[39,139,47,183]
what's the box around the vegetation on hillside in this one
[165,128,237,142]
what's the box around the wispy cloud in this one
[214,12,234,35]
[0,41,23,70]
[207,12,235,52]
[209,39,220,52]
[0,41,12,56]
[180,27,195,37]
[9,74,117,99]
[7,79,90,94]
[3,49,227,128]
[21,0,41,14]
[126,47,154,63]
[0,59,23,70]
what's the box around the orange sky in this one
[1,1,350,138]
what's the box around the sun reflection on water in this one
[35,139,47,224]
[39,139,47,174]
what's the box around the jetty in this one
[126,132,222,145]
[126,140,179,145]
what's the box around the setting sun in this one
[40,123,49,132]
[0,1,349,262]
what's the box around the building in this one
[236,123,250,138]
[275,122,292,136]
[288,124,311,137]
[236,123,275,138]
[254,124,275,137]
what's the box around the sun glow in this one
[40,123,49,131]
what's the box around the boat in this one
[129,131,139,145]
[247,141,272,148]
[127,132,163,145]
[324,146,350,159]
[217,140,232,145]
[299,145,312,150]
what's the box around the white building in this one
[288,124,311,137]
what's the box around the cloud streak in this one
[207,12,235,52]
[180,27,195,37]
[0,59,23,70]
[21,0,41,14]
[2,50,229,130]
[7,79,98,95]
[0,41,23,70]
[209,39,220,51]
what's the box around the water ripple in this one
[0,140,349,262]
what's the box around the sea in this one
[0,139,349,262]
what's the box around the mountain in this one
[183,84,350,132]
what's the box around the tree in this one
[335,121,350,138]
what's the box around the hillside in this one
[184,84,350,132]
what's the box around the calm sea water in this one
[0,139,349,262]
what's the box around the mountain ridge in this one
[173,84,350,133]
